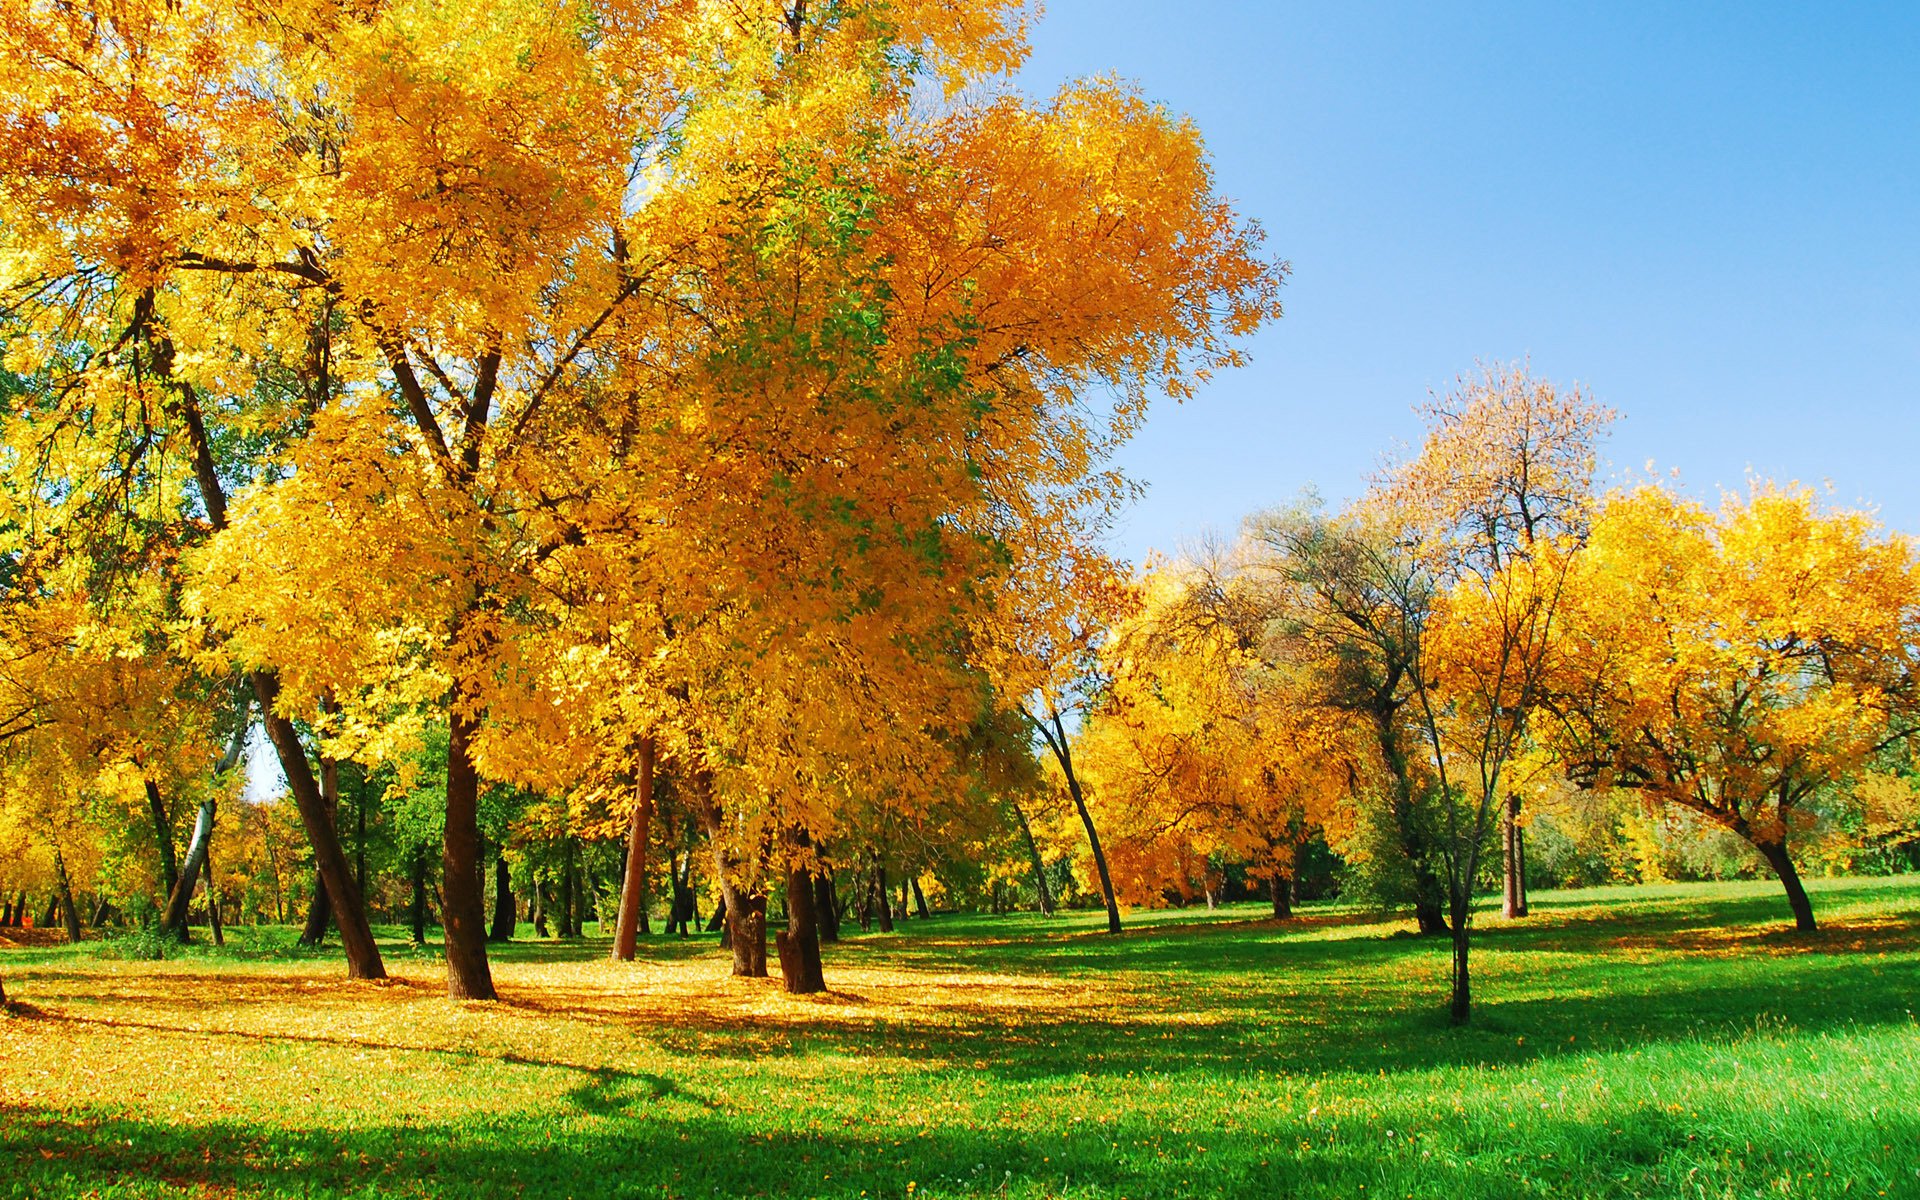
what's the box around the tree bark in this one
[1042,710,1122,934]
[163,799,218,939]
[1449,917,1472,1026]
[611,737,656,961]
[911,876,931,920]
[1270,872,1292,919]
[204,834,225,947]
[53,845,82,944]
[255,672,385,978]
[145,778,179,903]
[1011,800,1055,916]
[441,710,497,999]
[874,861,894,933]
[777,861,826,994]
[691,775,766,977]
[558,838,578,938]
[410,847,429,945]
[1502,792,1529,919]
[489,847,515,942]
[1756,838,1818,932]
[813,872,840,943]
[299,870,331,946]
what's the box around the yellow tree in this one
[1542,482,1920,932]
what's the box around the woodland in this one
[0,3,1916,1198]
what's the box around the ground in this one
[2,877,1916,1199]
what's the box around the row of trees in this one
[0,0,1282,1003]
[1068,367,1920,1021]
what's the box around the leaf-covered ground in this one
[3,876,1917,1199]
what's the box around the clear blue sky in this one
[1014,1,1920,563]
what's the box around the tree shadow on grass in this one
[3,1096,1914,1199]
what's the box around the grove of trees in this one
[0,2,1913,1027]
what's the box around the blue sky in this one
[1013,1,1920,563]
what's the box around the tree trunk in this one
[489,848,515,942]
[690,774,767,977]
[558,838,577,938]
[441,711,497,999]
[1011,800,1055,916]
[611,737,656,962]
[777,862,826,994]
[1046,711,1123,935]
[145,778,179,903]
[53,845,82,944]
[410,847,429,945]
[911,876,931,920]
[1756,838,1818,932]
[1270,872,1292,919]
[300,870,331,946]
[163,800,218,939]
[814,872,840,943]
[204,834,225,948]
[1449,918,1472,1026]
[532,878,550,938]
[254,672,386,978]
[874,861,894,933]
[1502,792,1528,919]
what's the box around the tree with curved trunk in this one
[611,738,657,962]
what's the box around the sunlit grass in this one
[3,875,1916,1198]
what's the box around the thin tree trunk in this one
[1037,709,1122,934]
[163,800,218,939]
[532,878,550,938]
[410,847,429,945]
[611,737,656,961]
[558,838,577,938]
[254,673,385,978]
[1449,917,1472,1026]
[814,872,840,943]
[1756,838,1818,932]
[145,778,179,903]
[205,834,225,948]
[53,845,82,944]
[911,876,931,920]
[489,847,515,942]
[1502,792,1528,918]
[1011,800,1055,915]
[874,861,894,933]
[441,711,497,999]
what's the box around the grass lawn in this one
[2,876,1916,1199]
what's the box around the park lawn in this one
[1,877,1916,1199]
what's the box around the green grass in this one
[2,876,1917,1199]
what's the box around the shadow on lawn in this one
[4,1096,1915,1200]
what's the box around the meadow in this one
[2,876,1916,1199]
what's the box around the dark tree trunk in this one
[533,878,551,938]
[1041,710,1123,935]
[1011,800,1055,916]
[489,848,515,942]
[410,847,429,945]
[558,838,577,938]
[1502,792,1528,919]
[43,896,59,927]
[1756,838,1818,932]
[254,673,386,978]
[911,876,930,920]
[691,776,767,977]
[145,778,179,903]
[777,862,826,994]
[441,711,497,999]
[163,800,218,939]
[53,846,82,944]
[671,854,696,936]
[706,898,726,934]
[1270,872,1292,919]
[611,738,656,961]
[1449,917,1472,1026]
[300,871,331,946]
[874,861,894,933]
[814,872,840,943]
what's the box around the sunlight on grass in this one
[3,876,1917,1199]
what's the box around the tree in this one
[1542,482,1920,933]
